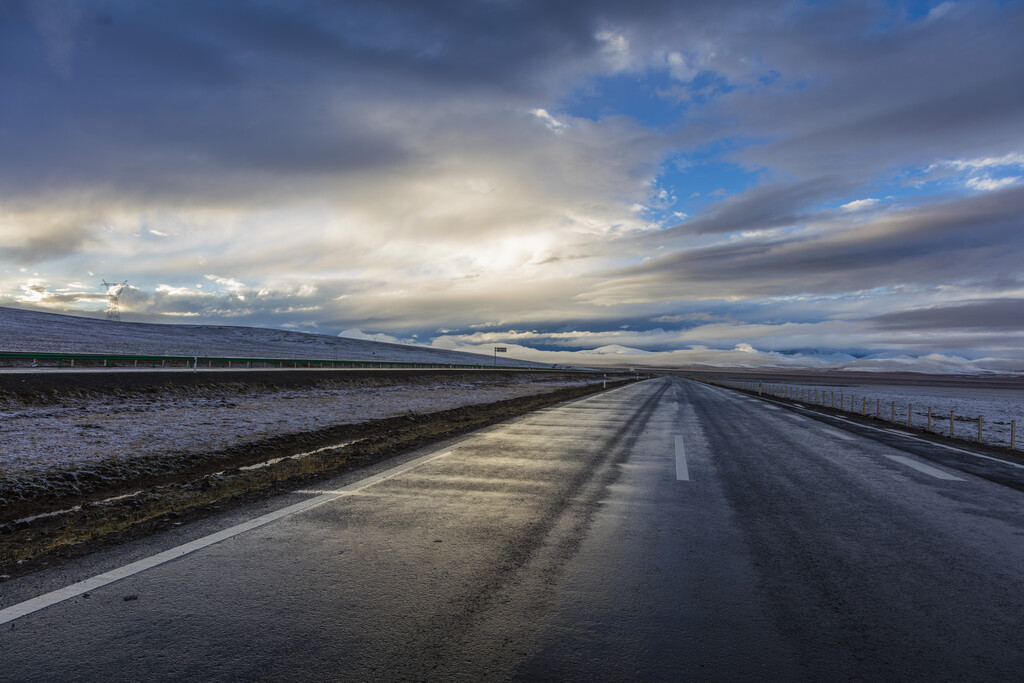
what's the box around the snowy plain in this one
[0,375,602,479]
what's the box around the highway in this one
[2,377,1024,681]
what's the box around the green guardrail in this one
[0,351,592,373]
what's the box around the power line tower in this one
[101,280,128,322]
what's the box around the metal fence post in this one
[978,415,983,443]
[950,409,955,438]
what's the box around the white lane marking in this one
[884,454,964,481]
[790,406,1024,471]
[0,449,456,626]
[824,429,857,443]
[674,435,690,481]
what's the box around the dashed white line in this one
[884,454,964,481]
[674,435,690,481]
[0,448,458,626]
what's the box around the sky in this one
[2,0,1023,372]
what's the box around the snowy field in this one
[740,382,1024,448]
[0,375,601,479]
[0,306,546,368]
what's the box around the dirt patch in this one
[0,379,632,579]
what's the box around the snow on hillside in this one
[0,306,547,368]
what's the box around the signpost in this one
[494,346,507,366]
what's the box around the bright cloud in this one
[966,175,1022,192]
[840,198,880,212]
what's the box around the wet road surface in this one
[3,377,1024,681]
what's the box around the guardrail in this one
[0,351,586,373]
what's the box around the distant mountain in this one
[0,306,548,368]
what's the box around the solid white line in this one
[0,449,456,626]
[786,404,1024,471]
[674,435,690,481]
[884,454,964,481]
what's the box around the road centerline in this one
[674,434,690,481]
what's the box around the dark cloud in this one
[655,177,847,237]
[868,299,1024,332]
[2,223,102,264]
[595,184,1024,301]
[717,2,1024,178]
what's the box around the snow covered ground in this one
[740,382,1024,448]
[0,306,547,368]
[0,375,602,479]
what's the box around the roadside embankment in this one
[0,371,632,576]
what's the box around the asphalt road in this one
[3,377,1024,681]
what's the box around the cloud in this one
[655,178,847,237]
[2,1,1024,374]
[530,108,566,132]
[595,184,1024,304]
[966,175,1021,192]
[706,4,1024,183]
[935,152,1024,172]
[840,198,879,212]
[867,298,1024,331]
[338,328,415,345]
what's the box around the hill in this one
[0,306,546,368]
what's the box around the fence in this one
[0,351,586,374]
[709,379,1018,451]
